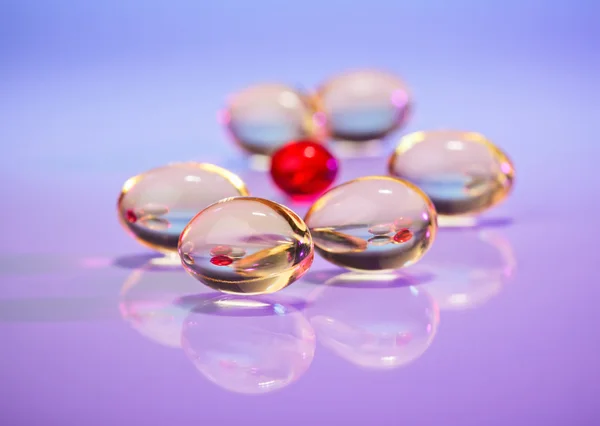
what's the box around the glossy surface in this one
[304,177,437,271]
[306,273,439,369]
[117,163,248,253]
[388,130,515,215]
[119,259,201,348]
[270,140,339,198]
[315,70,411,142]
[223,84,318,155]
[418,229,516,310]
[178,197,314,294]
[181,294,315,394]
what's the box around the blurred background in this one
[1,0,598,169]
[2,0,597,253]
[2,1,598,255]
[1,2,599,424]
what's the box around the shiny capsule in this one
[117,163,248,253]
[315,69,411,142]
[222,83,319,155]
[178,197,314,294]
[304,176,437,271]
[388,130,515,216]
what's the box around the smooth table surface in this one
[1,1,599,424]
[1,151,598,425]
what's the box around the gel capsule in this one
[270,139,339,198]
[117,163,248,253]
[315,70,411,142]
[388,130,515,216]
[222,83,318,155]
[178,197,314,294]
[304,176,437,271]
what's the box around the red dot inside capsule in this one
[126,209,137,223]
[393,228,413,243]
[210,255,233,266]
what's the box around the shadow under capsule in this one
[180,293,316,395]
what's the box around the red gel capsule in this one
[270,140,339,198]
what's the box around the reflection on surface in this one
[306,272,439,369]
[181,294,315,394]
[114,252,182,270]
[119,260,206,348]
[417,230,516,310]
[437,215,513,229]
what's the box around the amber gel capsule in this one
[304,176,437,272]
[388,130,515,216]
[117,162,249,253]
[178,197,314,294]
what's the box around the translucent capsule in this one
[306,272,439,369]
[181,294,315,394]
[117,163,249,253]
[178,197,314,294]
[388,130,515,216]
[222,83,318,155]
[315,70,411,142]
[304,176,437,271]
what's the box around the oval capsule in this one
[117,163,248,253]
[304,176,437,271]
[178,197,314,294]
[388,130,515,215]
[315,70,411,142]
[223,83,318,155]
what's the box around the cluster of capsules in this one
[117,69,515,295]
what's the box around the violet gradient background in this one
[1,1,599,425]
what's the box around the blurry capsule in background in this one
[117,163,249,253]
[178,197,314,294]
[306,272,439,370]
[304,176,437,271]
[388,130,515,216]
[314,69,411,142]
[222,83,320,156]
[181,294,315,395]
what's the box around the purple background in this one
[1,1,599,425]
